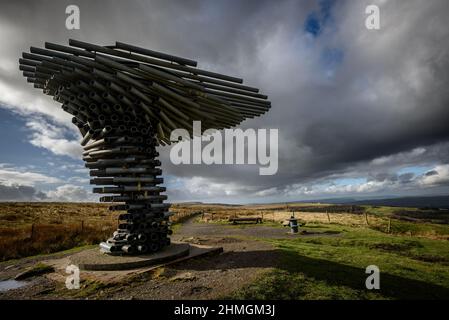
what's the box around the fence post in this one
[364,212,370,226]
[387,218,391,234]
[30,223,35,239]
[326,210,331,223]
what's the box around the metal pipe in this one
[115,41,197,67]
[70,39,243,83]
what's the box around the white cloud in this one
[0,80,73,126]
[283,180,390,197]
[68,176,90,184]
[0,183,47,201]
[418,165,449,187]
[0,164,62,186]
[183,176,244,196]
[371,148,427,166]
[46,184,95,202]
[0,164,94,201]
[26,118,82,159]
[0,12,73,127]
[167,176,258,201]
[283,163,449,198]
[255,187,279,197]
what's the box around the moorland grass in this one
[231,224,449,300]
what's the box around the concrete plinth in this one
[70,242,190,271]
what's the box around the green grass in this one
[170,223,182,234]
[231,224,449,300]
[362,205,414,216]
[367,216,449,238]
[30,263,54,273]
[60,279,111,299]
[14,262,55,280]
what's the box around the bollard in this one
[288,215,299,234]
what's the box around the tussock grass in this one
[201,206,449,240]
[0,222,116,261]
[0,202,201,261]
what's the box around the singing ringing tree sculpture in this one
[19,39,271,255]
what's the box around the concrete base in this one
[43,243,223,284]
[70,242,190,271]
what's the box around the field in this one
[1,201,449,299]
[0,202,198,261]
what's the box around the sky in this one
[0,0,449,203]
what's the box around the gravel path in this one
[173,218,339,240]
[107,218,283,299]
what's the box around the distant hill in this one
[327,195,449,209]
[186,196,449,209]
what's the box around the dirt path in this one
[0,218,283,300]
[173,218,339,240]
[103,218,283,299]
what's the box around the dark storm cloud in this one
[157,0,449,197]
[1,0,449,200]
[426,170,438,177]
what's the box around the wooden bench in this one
[229,217,263,224]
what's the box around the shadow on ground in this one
[177,248,449,300]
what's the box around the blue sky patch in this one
[304,0,336,37]
[305,12,321,36]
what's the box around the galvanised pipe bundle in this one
[19,39,270,255]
